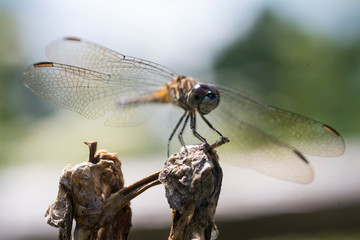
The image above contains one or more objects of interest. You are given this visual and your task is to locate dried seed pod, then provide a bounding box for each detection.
[45,141,132,240]
[160,140,227,240]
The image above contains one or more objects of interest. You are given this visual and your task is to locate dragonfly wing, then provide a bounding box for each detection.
[23,38,179,127]
[201,105,314,184]
[215,86,345,157]
[195,85,345,183]
[45,37,178,80]
[22,62,165,126]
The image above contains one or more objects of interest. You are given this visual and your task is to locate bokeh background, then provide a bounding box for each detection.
[0,0,359,239]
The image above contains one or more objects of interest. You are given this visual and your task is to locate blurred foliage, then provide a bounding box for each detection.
[214,9,360,135]
[0,10,23,165]
[0,9,53,121]
[0,11,21,121]
[0,10,43,165]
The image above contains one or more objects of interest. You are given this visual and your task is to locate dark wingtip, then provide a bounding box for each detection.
[33,62,54,68]
[64,37,81,42]
[323,124,341,137]
[293,149,309,164]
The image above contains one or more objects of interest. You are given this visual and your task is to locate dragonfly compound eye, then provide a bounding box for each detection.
[188,84,220,115]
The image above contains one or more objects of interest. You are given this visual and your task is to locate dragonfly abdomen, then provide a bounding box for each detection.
[118,84,171,107]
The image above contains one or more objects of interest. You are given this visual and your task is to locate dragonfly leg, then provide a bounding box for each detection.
[178,113,190,153]
[199,114,225,139]
[168,111,188,157]
[190,112,207,143]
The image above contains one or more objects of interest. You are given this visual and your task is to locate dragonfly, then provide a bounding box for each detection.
[22,37,345,184]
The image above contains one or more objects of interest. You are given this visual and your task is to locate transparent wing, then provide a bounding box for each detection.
[45,37,178,79]
[206,111,314,184]
[214,86,345,157]
[22,62,171,127]
[190,85,345,183]
[22,37,178,127]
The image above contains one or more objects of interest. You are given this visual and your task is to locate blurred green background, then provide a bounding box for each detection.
[214,9,360,135]
[0,1,359,239]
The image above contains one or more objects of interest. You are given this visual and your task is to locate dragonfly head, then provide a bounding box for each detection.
[187,84,220,115]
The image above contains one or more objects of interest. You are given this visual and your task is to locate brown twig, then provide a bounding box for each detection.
[98,171,162,227]
[210,136,230,149]
[84,141,98,163]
